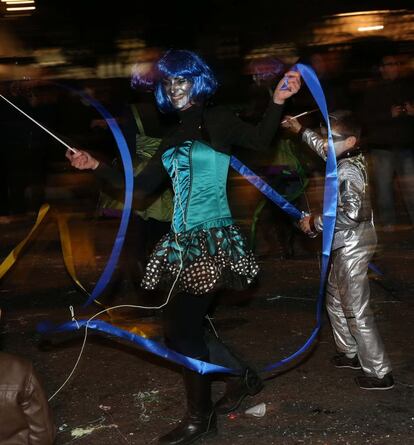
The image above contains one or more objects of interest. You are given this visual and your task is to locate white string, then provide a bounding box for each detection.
[48,153,188,400]
[48,283,183,401]
[69,305,80,329]
[47,306,89,401]
[0,94,77,153]
[206,315,219,339]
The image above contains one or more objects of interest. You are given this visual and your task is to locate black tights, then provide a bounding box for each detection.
[162,292,216,359]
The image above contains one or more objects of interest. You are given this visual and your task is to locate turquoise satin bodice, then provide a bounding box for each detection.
[162,140,234,233]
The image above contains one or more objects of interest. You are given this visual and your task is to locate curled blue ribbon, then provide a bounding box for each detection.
[296,63,337,326]
[40,65,338,376]
[263,63,337,371]
[56,86,134,308]
[80,93,133,307]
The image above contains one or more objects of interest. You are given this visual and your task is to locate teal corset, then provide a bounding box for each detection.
[162,140,234,233]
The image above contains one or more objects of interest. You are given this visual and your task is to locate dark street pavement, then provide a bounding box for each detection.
[1,169,414,445]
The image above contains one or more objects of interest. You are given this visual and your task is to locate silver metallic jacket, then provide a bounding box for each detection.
[302,129,374,250]
[302,129,391,378]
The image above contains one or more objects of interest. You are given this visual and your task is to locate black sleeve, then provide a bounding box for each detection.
[94,149,169,210]
[205,101,284,152]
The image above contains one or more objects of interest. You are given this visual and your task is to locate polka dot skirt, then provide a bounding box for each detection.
[141,225,259,295]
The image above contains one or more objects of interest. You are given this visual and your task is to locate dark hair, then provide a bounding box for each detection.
[329,110,361,141]
[154,49,218,113]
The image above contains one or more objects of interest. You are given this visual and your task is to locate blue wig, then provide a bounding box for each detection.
[154,49,218,113]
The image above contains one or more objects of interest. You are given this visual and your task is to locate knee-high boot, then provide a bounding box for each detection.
[204,330,263,415]
[158,365,217,445]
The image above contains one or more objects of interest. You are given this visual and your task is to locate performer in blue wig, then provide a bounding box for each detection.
[66,49,300,445]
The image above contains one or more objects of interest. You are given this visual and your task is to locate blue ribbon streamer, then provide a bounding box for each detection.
[231,65,337,367]
[57,86,134,308]
[41,68,338,376]
[230,156,303,220]
[83,103,133,307]
[38,319,232,375]
[263,63,337,371]
[296,63,337,323]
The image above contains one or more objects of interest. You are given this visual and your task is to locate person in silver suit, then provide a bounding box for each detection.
[283,110,393,390]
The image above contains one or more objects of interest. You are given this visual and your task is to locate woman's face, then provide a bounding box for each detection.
[163,76,193,110]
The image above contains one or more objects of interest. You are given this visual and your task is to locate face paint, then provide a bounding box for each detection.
[163,76,193,110]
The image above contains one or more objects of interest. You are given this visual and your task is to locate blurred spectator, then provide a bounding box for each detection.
[308,48,352,111]
[240,57,310,258]
[57,79,120,162]
[240,56,287,123]
[360,52,414,230]
[0,308,56,444]
[96,69,174,304]
[292,47,353,129]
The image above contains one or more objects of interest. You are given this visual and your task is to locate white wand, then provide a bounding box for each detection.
[281,108,319,124]
[0,94,78,153]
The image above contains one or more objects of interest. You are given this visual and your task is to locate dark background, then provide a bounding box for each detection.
[2,0,414,54]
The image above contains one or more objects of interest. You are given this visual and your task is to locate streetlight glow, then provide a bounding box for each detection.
[357,25,384,32]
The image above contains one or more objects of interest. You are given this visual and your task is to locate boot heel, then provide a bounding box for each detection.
[158,366,217,445]
[215,368,264,415]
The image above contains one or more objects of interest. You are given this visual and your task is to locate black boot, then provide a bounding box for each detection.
[158,367,217,445]
[214,366,263,414]
[204,330,263,415]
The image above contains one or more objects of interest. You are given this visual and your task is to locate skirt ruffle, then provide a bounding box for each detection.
[141,225,259,295]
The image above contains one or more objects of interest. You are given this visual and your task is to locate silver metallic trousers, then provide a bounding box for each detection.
[326,225,392,378]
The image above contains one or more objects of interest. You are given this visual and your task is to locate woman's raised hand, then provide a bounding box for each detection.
[273,70,301,105]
